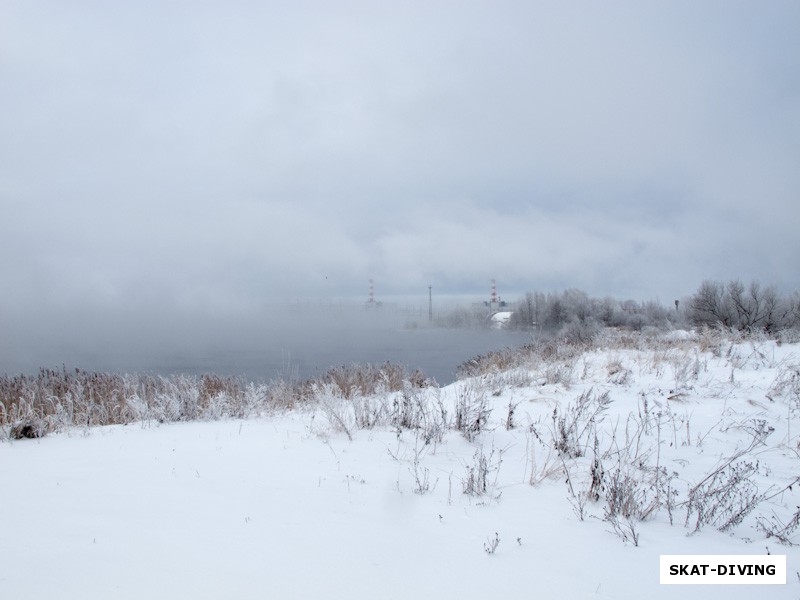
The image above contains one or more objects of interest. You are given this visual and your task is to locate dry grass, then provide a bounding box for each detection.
[456,337,591,379]
[1,362,429,438]
[318,362,417,399]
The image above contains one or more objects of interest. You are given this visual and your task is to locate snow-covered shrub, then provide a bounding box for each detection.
[543,362,574,387]
[483,532,500,555]
[603,465,659,522]
[756,508,800,545]
[409,443,432,495]
[399,386,449,447]
[316,387,355,441]
[607,514,641,547]
[684,419,774,532]
[688,279,797,333]
[456,345,538,378]
[462,445,502,497]
[685,459,764,532]
[777,327,800,344]
[318,362,409,399]
[552,389,611,459]
[350,392,389,429]
[606,356,630,385]
[560,318,601,344]
[526,424,560,485]
[265,378,310,411]
[124,393,151,425]
[504,398,519,430]
[768,362,800,404]
[454,382,490,442]
[669,351,701,394]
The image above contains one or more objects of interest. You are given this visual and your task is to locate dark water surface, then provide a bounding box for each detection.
[157,327,532,385]
[2,304,531,385]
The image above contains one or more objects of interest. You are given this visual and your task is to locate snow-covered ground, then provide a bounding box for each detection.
[1,333,798,599]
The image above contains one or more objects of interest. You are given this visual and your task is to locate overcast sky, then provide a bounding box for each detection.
[2,0,799,327]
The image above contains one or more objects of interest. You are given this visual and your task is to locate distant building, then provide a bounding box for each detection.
[483,299,508,310]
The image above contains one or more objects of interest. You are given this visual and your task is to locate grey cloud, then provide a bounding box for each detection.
[1,0,799,346]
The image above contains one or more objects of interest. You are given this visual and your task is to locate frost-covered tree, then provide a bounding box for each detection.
[689,279,798,333]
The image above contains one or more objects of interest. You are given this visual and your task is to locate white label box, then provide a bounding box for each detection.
[660,555,786,584]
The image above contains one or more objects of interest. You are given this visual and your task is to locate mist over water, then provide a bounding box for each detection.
[1,301,531,385]
[158,328,529,385]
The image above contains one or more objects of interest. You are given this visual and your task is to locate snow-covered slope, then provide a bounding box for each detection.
[1,334,798,599]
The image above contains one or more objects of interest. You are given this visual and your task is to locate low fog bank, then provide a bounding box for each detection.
[6,280,795,385]
[0,300,529,385]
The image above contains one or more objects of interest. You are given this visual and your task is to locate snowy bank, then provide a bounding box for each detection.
[1,332,798,599]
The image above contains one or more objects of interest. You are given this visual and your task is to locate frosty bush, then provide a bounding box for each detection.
[483,532,500,555]
[320,362,410,399]
[456,345,538,378]
[756,508,800,545]
[454,382,491,442]
[685,459,764,532]
[603,465,659,522]
[684,419,773,532]
[462,446,503,498]
[552,389,611,459]
[689,279,799,333]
